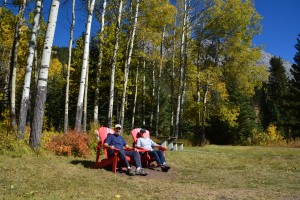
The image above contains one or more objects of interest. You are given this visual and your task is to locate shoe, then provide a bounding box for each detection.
[161,164,171,172]
[135,168,148,176]
[163,164,171,169]
[126,168,135,176]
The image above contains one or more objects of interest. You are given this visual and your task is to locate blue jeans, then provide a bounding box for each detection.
[148,150,166,167]
[109,149,142,168]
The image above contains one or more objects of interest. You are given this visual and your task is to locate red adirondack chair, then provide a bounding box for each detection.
[94,127,131,173]
[131,128,166,168]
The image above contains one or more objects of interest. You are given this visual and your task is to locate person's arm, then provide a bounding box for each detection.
[103,134,115,150]
[151,139,165,150]
[124,144,138,151]
[104,142,115,150]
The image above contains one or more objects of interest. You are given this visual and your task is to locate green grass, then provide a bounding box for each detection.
[0,145,299,199]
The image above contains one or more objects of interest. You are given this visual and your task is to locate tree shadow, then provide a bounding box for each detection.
[70,160,95,169]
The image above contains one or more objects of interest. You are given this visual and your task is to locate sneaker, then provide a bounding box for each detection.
[161,164,171,172]
[163,164,171,169]
[126,168,135,176]
[135,168,148,176]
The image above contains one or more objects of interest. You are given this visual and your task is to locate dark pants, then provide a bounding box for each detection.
[109,149,142,168]
[148,150,166,167]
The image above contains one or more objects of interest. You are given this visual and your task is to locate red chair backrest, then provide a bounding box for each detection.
[131,128,150,143]
[98,127,114,145]
[97,127,114,158]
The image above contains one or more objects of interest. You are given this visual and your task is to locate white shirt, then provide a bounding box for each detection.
[136,137,158,151]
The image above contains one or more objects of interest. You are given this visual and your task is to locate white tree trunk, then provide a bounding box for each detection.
[120,0,139,129]
[131,63,139,129]
[75,0,95,132]
[155,27,165,137]
[142,56,146,127]
[64,0,75,134]
[150,62,155,129]
[83,63,89,132]
[175,0,187,138]
[30,0,60,149]
[108,0,123,128]
[93,0,107,125]
[9,0,27,129]
[18,0,43,139]
[170,26,176,136]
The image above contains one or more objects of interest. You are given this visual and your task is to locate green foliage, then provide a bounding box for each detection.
[251,123,287,146]
[47,131,91,158]
[0,125,32,157]
[264,57,290,136]
[285,34,300,138]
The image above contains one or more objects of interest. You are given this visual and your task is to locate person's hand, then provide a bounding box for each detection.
[110,145,115,150]
[133,147,139,152]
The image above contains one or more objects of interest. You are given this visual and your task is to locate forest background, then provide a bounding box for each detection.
[0,0,300,150]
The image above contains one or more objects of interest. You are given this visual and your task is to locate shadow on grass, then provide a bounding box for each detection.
[70,160,117,173]
[70,160,95,169]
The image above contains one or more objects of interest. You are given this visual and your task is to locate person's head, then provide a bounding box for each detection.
[114,124,122,135]
[139,128,146,138]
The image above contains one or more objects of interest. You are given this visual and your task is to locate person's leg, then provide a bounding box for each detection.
[125,151,147,176]
[148,151,162,167]
[125,151,142,168]
[117,150,130,168]
[156,150,166,164]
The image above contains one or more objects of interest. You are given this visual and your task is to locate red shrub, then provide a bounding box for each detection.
[47,131,91,158]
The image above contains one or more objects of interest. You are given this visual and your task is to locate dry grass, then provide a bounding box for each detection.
[0,145,299,200]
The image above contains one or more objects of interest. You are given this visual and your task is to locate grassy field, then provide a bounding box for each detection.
[0,145,299,200]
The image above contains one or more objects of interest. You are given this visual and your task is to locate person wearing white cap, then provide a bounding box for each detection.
[104,124,148,176]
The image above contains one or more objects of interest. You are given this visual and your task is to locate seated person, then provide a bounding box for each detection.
[136,128,171,172]
[104,124,148,176]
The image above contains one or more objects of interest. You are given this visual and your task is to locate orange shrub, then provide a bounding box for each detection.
[47,131,91,158]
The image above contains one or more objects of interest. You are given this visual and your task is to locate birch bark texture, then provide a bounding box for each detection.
[64,0,75,134]
[108,0,123,128]
[9,0,27,128]
[120,0,140,129]
[175,0,187,138]
[30,0,60,149]
[93,0,107,125]
[155,27,165,137]
[18,0,43,139]
[75,0,95,132]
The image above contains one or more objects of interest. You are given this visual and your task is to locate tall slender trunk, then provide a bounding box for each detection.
[142,56,146,127]
[196,49,201,128]
[180,41,188,138]
[120,0,139,129]
[30,0,60,149]
[9,0,27,129]
[175,0,187,138]
[83,63,89,132]
[18,0,43,139]
[150,62,155,130]
[170,26,176,136]
[179,0,190,138]
[75,0,95,132]
[108,0,123,128]
[201,83,208,145]
[93,0,107,125]
[131,63,139,129]
[155,27,165,137]
[64,0,75,134]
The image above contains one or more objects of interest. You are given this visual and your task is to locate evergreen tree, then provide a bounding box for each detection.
[287,34,300,138]
[265,56,289,136]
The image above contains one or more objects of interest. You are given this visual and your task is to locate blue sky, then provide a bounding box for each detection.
[253,0,300,63]
[4,0,299,63]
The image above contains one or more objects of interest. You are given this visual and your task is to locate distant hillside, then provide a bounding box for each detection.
[258,51,293,78]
